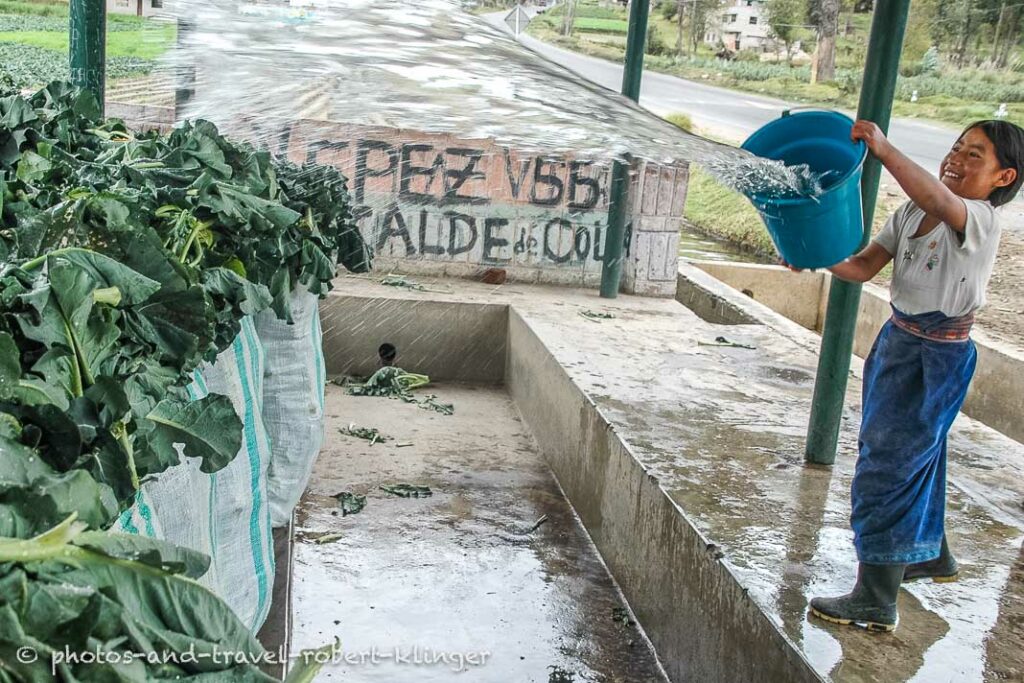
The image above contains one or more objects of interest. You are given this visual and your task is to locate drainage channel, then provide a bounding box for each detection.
[289,383,667,682]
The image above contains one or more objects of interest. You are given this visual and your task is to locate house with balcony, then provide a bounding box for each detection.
[106,0,164,16]
[704,0,774,53]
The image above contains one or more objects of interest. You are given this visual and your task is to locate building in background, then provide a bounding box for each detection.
[704,0,773,53]
[106,0,164,16]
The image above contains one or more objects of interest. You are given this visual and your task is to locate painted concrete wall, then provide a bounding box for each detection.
[234,118,687,297]
[687,260,1024,445]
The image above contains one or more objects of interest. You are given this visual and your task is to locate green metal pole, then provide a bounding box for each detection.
[600,0,651,299]
[70,0,106,115]
[804,0,911,465]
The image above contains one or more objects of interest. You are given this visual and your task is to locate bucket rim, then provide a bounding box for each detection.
[739,110,867,205]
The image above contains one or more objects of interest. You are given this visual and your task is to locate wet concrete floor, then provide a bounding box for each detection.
[325,276,1024,683]
[290,385,667,682]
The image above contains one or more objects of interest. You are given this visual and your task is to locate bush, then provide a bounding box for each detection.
[735,49,761,62]
[665,112,694,132]
[920,46,940,76]
[660,0,678,21]
[646,24,669,56]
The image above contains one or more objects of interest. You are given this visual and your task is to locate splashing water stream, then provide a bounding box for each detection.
[165,0,830,202]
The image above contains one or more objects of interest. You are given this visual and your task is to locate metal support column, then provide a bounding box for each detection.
[600,0,651,299]
[70,0,106,114]
[804,0,911,465]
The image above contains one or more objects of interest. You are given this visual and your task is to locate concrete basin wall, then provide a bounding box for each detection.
[319,296,508,382]
[504,309,822,683]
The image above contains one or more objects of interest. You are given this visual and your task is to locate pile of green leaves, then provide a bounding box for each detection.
[0,82,369,679]
[0,514,329,681]
[0,250,243,539]
[346,367,453,416]
[346,366,430,396]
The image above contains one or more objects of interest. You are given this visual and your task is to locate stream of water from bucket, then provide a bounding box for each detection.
[165,0,831,203]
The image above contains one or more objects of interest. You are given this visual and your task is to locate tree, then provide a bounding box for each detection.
[921,45,940,74]
[563,0,576,36]
[765,0,807,63]
[676,0,686,53]
[687,0,719,53]
[809,0,840,82]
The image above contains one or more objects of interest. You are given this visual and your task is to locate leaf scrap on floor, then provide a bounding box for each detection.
[311,533,344,545]
[612,607,636,627]
[379,274,453,293]
[698,335,756,350]
[332,491,367,517]
[339,424,390,445]
[528,515,548,533]
[579,309,615,322]
[347,367,454,415]
[380,484,433,498]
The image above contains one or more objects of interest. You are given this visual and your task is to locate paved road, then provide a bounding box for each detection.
[484,10,1024,227]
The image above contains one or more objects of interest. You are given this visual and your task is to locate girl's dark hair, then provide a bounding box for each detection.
[962,119,1024,207]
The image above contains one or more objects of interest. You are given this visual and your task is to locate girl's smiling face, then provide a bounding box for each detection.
[940,127,1017,200]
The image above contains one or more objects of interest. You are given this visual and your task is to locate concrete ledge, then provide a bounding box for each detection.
[685,259,1024,445]
[506,309,822,683]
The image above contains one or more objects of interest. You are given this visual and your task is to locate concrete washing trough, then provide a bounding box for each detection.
[264,272,1024,682]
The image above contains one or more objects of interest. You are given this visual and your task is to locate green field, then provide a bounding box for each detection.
[0,1,173,88]
[0,24,175,60]
[574,17,628,34]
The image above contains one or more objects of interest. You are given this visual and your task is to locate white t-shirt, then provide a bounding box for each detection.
[873,199,1002,318]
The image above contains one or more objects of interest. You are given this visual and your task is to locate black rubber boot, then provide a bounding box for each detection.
[809,563,904,632]
[903,535,959,583]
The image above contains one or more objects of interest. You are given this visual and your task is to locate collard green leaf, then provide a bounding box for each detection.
[0,331,18,399]
[0,436,118,537]
[145,394,241,474]
[74,530,211,580]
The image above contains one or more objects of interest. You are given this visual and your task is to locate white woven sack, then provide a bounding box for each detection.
[198,315,276,633]
[255,287,326,528]
[114,369,219,593]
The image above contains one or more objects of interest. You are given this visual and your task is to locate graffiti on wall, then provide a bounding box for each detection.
[286,128,619,269]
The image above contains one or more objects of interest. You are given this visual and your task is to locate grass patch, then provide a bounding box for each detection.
[574,17,628,34]
[664,112,693,132]
[0,0,66,17]
[0,23,174,59]
[684,167,775,258]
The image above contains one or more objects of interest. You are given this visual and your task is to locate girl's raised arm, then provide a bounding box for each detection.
[851,121,968,231]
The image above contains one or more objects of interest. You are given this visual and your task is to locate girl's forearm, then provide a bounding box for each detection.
[827,242,893,283]
[829,258,871,283]
[876,145,967,229]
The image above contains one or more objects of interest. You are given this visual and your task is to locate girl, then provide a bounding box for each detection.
[808,119,1024,632]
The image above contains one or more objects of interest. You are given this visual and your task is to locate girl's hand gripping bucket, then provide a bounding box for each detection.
[740,110,868,269]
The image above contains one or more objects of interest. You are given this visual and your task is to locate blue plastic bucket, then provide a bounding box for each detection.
[740,110,867,269]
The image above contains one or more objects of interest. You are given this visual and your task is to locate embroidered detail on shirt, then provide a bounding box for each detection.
[903,248,914,262]
[926,254,939,271]
[928,240,938,250]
